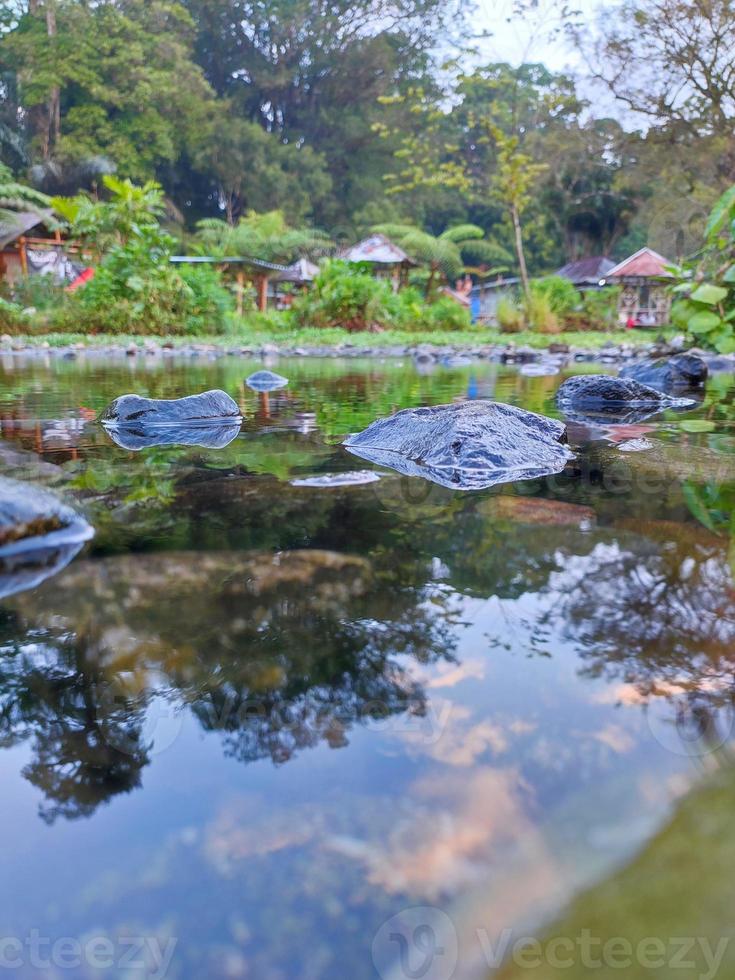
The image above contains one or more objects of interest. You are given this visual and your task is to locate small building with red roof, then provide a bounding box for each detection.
[606,246,673,326]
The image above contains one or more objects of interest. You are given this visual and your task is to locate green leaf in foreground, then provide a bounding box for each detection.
[679,419,716,433]
[690,283,728,305]
[687,309,722,333]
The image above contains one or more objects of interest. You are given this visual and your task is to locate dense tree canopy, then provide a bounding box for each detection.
[0,0,733,274]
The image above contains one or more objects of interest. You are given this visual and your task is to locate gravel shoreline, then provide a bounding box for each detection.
[2,335,734,370]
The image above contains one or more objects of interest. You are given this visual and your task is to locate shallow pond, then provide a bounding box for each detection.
[0,352,733,979]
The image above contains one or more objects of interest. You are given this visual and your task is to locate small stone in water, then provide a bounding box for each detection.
[246,370,289,392]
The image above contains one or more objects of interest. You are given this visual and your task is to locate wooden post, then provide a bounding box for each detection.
[257,274,269,312]
[236,269,245,317]
[19,237,28,276]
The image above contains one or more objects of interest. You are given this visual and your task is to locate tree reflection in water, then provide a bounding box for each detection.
[0,544,458,818]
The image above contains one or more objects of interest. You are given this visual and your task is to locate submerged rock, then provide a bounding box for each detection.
[619,353,708,391]
[246,370,289,392]
[291,470,381,488]
[343,400,573,490]
[0,477,94,598]
[101,389,240,428]
[556,375,695,424]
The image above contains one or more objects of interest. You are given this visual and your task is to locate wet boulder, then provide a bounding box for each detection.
[0,477,94,598]
[246,370,289,392]
[100,389,240,427]
[619,353,708,391]
[556,375,694,424]
[343,400,573,490]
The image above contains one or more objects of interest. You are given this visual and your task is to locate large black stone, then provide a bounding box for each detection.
[556,374,695,423]
[0,477,94,598]
[619,353,708,391]
[101,389,240,427]
[343,400,573,490]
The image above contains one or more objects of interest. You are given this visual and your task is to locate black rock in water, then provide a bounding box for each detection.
[556,374,695,424]
[343,400,573,490]
[619,353,708,391]
[0,477,94,598]
[100,389,240,427]
[246,370,289,392]
[103,420,242,451]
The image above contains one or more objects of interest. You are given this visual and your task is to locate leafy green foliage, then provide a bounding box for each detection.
[196,211,332,264]
[50,177,232,334]
[289,260,471,331]
[671,184,735,353]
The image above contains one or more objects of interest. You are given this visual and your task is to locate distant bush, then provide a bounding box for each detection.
[290,260,471,332]
[0,297,30,335]
[525,290,561,333]
[496,297,524,332]
[580,286,621,330]
[529,275,580,317]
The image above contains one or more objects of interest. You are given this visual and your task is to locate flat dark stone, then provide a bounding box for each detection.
[343,400,573,490]
[100,389,240,427]
[619,353,708,391]
[246,370,289,392]
[556,375,695,424]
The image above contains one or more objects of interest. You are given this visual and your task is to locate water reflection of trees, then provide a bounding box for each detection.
[0,612,149,823]
[2,460,734,819]
[1,542,457,818]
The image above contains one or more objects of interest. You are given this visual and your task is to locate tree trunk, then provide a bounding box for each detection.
[425,262,437,298]
[512,202,530,299]
[46,1,60,155]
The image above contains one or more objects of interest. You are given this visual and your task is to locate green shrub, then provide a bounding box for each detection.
[0,297,30,335]
[580,286,621,330]
[291,260,396,331]
[51,226,233,335]
[496,297,524,333]
[529,275,580,316]
[525,290,560,333]
[423,294,472,330]
[671,185,735,353]
[289,260,470,332]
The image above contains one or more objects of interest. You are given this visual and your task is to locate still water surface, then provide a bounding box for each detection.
[0,353,732,979]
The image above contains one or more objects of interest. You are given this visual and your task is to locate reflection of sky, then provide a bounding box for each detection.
[0,357,731,979]
[0,579,698,979]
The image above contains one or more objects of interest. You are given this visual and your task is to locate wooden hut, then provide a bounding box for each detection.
[170,255,289,313]
[338,234,415,289]
[0,210,59,285]
[556,256,615,291]
[606,247,673,326]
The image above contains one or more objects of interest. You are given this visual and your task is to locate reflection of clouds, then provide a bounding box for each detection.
[203,795,319,876]
[401,702,509,766]
[426,658,485,689]
[328,767,534,900]
[590,723,635,754]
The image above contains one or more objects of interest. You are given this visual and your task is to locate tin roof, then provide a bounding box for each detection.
[338,234,415,266]
[557,255,615,285]
[170,255,288,272]
[607,247,673,279]
[274,257,320,283]
[0,210,54,250]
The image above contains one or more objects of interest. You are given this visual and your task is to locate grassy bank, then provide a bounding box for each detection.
[5,326,673,351]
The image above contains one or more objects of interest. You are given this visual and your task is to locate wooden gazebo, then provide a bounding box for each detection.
[170,254,289,313]
[606,247,674,326]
